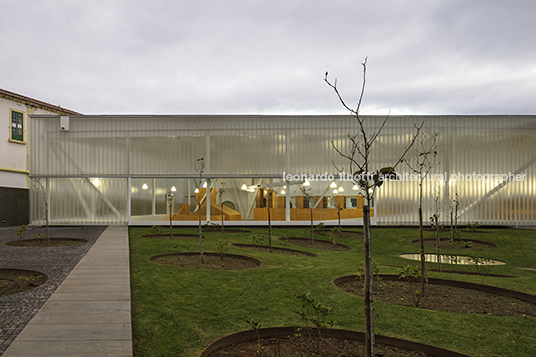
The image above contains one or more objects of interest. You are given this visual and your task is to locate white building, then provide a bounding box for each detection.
[28,114,536,227]
[0,89,79,227]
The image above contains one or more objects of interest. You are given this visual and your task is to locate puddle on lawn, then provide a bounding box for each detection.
[399,253,506,266]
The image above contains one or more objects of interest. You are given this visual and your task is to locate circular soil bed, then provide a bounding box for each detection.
[141,233,200,239]
[5,238,88,247]
[281,237,350,251]
[201,327,468,357]
[411,238,496,250]
[0,268,48,298]
[149,252,261,270]
[335,274,536,316]
[232,243,317,257]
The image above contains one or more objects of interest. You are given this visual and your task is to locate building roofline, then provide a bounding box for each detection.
[0,88,81,115]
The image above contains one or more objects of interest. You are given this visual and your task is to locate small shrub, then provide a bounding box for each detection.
[461,240,473,248]
[150,225,163,237]
[216,239,229,260]
[468,221,480,233]
[314,223,325,235]
[397,265,424,307]
[17,225,27,241]
[252,234,265,246]
[294,292,333,353]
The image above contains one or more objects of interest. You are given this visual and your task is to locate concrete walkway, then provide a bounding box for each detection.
[2,226,132,357]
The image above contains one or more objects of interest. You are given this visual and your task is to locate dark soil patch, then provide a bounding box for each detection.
[381,265,517,278]
[336,275,536,316]
[232,243,317,257]
[0,269,48,298]
[5,238,88,247]
[203,327,468,357]
[149,252,261,270]
[411,238,496,250]
[141,233,200,239]
[281,237,350,251]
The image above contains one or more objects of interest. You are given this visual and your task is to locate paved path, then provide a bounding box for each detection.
[2,226,132,357]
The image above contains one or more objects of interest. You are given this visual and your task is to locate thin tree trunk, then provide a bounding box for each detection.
[450,211,453,242]
[419,207,425,293]
[169,203,173,239]
[221,202,224,232]
[363,205,374,357]
[310,208,314,245]
[199,199,204,263]
[45,204,49,246]
[268,205,272,253]
[435,216,442,272]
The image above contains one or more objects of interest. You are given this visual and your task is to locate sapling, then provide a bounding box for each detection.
[217,182,226,232]
[299,185,315,245]
[17,225,27,241]
[325,58,422,357]
[195,158,205,263]
[216,239,229,260]
[397,265,424,307]
[294,292,333,353]
[314,223,325,236]
[246,319,265,356]
[430,183,443,272]
[405,132,439,296]
[266,189,273,253]
[33,178,50,245]
[151,225,163,237]
[167,191,174,239]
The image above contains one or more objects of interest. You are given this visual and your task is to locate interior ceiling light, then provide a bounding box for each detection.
[330,182,337,188]
[352,185,359,190]
[171,186,176,192]
[247,188,255,192]
[142,183,148,190]
[280,189,286,195]
[303,180,310,186]
[195,188,199,193]
[338,186,344,192]
[333,189,338,194]
[241,184,248,190]
[203,182,207,188]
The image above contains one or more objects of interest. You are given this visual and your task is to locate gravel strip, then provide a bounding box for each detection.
[0,226,107,355]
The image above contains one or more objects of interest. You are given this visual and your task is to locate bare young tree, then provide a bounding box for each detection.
[266,189,273,253]
[167,191,174,239]
[299,185,315,245]
[195,158,205,263]
[405,132,439,294]
[33,178,50,245]
[218,182,226,232]
[325,58,422,357]
[430,183,443,272]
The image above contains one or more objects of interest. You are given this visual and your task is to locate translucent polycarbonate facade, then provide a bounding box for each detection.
[29,114,536,226]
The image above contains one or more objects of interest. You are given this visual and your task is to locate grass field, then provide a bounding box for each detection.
[129,226,536,356]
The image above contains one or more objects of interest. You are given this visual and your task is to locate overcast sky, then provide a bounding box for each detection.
[2,0,536,115]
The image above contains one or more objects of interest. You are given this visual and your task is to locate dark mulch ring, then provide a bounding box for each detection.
[411,238,496,250]
[5,238,88,247]
[141,233,200,239]
[232,243,317,257]
[336,275,536,316]
[281,237,350,251]
[204,327,467,357]
[149,252,261,270]
[0,269,48,298]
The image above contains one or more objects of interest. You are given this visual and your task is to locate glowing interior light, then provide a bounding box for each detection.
[303,180,310,186]
[247,188,255,192]
[203,182,207,188]
[330,182,337,188]
[91,178,100,187]
[171,186,176,192]
[194,188,199,193]
[142,183,148,190]
[338,186,344,192]
[333,189,338,194]
[280,189,286,195]
[352,185,359,190]
[241,184,248,190]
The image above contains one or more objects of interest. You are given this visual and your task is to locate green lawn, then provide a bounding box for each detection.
[129,226,536,356]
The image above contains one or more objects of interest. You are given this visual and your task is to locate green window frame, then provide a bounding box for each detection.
[10,110,24,142]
